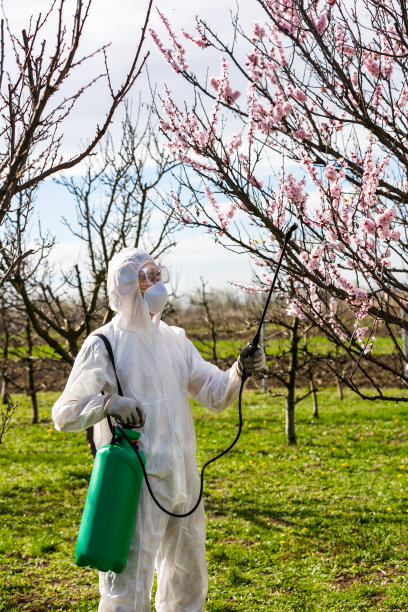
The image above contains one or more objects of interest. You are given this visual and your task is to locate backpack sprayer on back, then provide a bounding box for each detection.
[75,224,297,573]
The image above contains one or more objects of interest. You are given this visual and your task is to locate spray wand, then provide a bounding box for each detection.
[241,222,297,382]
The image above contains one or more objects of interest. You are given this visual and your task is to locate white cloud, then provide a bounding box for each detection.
[165,228,253,295]
[48,240,86,272]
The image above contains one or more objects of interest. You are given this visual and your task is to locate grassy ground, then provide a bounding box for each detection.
[1,388,408,611]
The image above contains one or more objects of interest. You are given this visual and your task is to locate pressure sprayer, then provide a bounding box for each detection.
[75,223,297,573]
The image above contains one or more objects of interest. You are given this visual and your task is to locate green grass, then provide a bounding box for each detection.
[2,389,408,610]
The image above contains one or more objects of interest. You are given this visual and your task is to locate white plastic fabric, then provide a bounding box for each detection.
[52,247,242,612]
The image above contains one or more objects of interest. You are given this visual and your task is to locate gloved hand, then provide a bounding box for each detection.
[104,394,146,427]
[237,344,266,376]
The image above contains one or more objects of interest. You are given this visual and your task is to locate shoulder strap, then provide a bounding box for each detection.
[93,333,123,397]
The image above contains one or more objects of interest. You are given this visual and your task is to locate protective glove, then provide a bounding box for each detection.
[104,393,146,427]
[237,344,266,375]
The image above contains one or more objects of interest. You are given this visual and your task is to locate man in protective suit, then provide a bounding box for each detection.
[52,248,266,612]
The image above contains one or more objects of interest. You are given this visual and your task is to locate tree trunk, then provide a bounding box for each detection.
[1,377,8,405]
[86,427,96,457]
[337,376,344,400]
[25,322,39,425]
[261,322,267,393]
[30,390,39,424]
[201,280,218,366]
[1,317,10,405]
[285,396,296,446]
[310,374,319,418]
[286,317,298,445]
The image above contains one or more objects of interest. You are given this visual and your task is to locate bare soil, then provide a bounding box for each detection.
[4,352,404,394]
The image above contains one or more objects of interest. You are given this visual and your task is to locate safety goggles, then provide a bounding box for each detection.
[138,264,169,286]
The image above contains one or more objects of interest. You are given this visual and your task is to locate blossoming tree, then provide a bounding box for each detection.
[150,0,408,401]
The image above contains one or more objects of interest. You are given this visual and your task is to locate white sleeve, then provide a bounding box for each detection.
[52,337,117,433]
[186,337,242,413]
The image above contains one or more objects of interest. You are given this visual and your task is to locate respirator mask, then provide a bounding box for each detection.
[144,283,168,314]
[139,263,169,314]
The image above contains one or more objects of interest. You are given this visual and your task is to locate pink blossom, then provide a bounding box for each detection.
[267,0,299,35]
[210,77,220,91]
[375,208,396,227]
[364,56,380,79]
[375,208,396,240]
[293,128,309,139]
[326,296,348,342]
[315,13,328,36]
[150,11,189,73]
[360,217,376,235]
[226,133,242,157]
[268,198,276,218]
[182,17,210,49]
[335,24,344,44]
[283,174,308,211]
[286,299,304,319]
[360,140,389,213]
[355,326,368,343]
[270,26,287,66]
[378,227,391,240]
[183,30,209,48]
[325,165,338,182]
[253,22,266,39]
[226,203,237,219]
[307,245,324,271]
[350,151,363,165]
[231,282,267,294]
[159,120,170,131]
[310,283,323,314]
[170,190,182,215]
[343,45,355,57]
[329,298,338,316]
[335,24,354,57]
[363,338,375,355]
[170,190,192,225]
[292,88,307,103]
[204,185,218,208]
[249,175,264,189]
[150,28,185,74]
[209,59,241,106]
[382,61,393,78]
[353,288,368,303]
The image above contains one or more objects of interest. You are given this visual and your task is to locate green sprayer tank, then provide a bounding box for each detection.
[75,427,146,573]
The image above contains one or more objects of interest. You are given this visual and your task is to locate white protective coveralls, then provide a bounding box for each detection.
[52,248,242,612]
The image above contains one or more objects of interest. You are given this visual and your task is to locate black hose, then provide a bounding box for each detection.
[115,374,246,518]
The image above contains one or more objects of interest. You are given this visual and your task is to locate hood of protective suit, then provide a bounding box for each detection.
[107,248,162,331]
